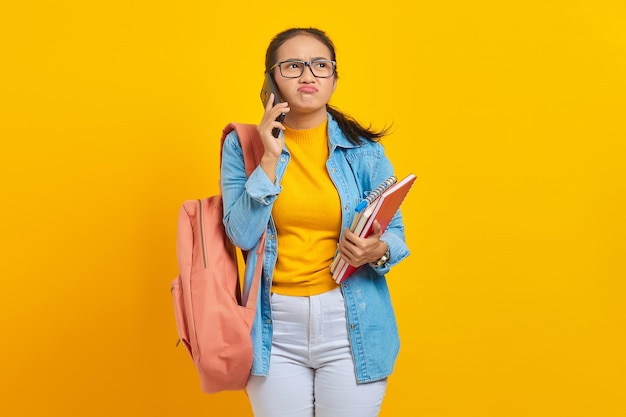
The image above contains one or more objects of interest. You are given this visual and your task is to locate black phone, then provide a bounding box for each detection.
[260,73,286,138]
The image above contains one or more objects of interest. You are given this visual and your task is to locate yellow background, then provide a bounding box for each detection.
[1,0,625,416]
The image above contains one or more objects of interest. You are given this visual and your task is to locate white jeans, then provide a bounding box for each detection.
[246,287,387,417]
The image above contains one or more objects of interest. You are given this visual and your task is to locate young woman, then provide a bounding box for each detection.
[221,27,410,417]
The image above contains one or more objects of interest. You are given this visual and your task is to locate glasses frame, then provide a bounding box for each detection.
[270,59,337,79]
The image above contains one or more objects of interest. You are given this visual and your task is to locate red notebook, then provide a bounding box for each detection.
[331,173,417,283]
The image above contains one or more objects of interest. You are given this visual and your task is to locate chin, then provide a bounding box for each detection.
[294,106,327,116]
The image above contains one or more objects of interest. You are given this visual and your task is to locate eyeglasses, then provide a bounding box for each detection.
[270,59,337,78]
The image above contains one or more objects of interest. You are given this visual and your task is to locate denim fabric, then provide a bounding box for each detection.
[221,114,410,383]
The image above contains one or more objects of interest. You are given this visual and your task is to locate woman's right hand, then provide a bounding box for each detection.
[257,93,289,181]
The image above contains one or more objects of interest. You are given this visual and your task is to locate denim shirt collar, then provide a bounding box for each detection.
[326,112,361,150]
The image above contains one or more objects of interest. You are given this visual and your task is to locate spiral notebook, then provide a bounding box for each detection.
[330,173,417,283]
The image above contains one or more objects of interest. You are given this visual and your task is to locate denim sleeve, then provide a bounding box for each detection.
[367,144,411,275]
[370,211,409,275]
[221,131,281,250]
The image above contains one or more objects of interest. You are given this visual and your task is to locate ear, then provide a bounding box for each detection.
[332,77,337,92]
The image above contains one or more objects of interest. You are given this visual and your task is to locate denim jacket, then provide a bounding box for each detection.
[221,114,410,383]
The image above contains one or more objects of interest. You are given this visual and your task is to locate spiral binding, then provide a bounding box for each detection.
[356,175,397,212]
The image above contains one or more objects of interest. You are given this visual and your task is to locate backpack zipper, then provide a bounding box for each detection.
[197,199,207,268]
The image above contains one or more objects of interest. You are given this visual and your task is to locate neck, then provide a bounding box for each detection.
[283,107,327,130]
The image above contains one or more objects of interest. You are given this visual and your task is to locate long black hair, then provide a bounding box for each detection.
[265,28,390,145]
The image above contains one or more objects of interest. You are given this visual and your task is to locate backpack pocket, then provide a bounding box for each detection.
[171,276,193,359]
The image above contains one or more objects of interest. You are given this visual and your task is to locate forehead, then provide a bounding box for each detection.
[276,35,332,61]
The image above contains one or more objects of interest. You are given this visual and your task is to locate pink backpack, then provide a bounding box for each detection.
[171,122,265,394]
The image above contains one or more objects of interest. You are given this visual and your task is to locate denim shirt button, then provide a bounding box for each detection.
[269,234,275,240]
[266,318,272,324]
[280,157,286,162]
[350,323,356,329]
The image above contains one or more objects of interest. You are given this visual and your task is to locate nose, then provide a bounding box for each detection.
[300,62,316,81]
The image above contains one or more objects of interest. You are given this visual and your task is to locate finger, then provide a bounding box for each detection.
[265,96,289,115]
[274,102,290,117]
[337,238,356,259]
[342,227,362,245]
[370,220,383,239]
[338,248,357,266]
[339,241,357,258]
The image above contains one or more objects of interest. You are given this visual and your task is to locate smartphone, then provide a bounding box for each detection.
[260,73,286,138]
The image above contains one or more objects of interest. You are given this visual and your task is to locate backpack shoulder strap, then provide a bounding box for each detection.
[221,122,263,177]
[219,122,266,309]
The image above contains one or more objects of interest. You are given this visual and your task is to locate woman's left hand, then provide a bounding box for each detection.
[336,221,388,267]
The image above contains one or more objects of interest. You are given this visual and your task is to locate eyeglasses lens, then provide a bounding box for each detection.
[279,61,335,78]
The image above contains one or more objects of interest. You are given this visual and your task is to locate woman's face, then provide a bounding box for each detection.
[273,34,337,120]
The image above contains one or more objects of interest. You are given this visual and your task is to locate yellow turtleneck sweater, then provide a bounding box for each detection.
[271,119,342,296]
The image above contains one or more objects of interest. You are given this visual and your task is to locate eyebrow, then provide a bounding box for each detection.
[280,56,331,62]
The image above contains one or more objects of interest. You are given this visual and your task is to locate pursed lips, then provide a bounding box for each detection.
[298,86,318,94]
